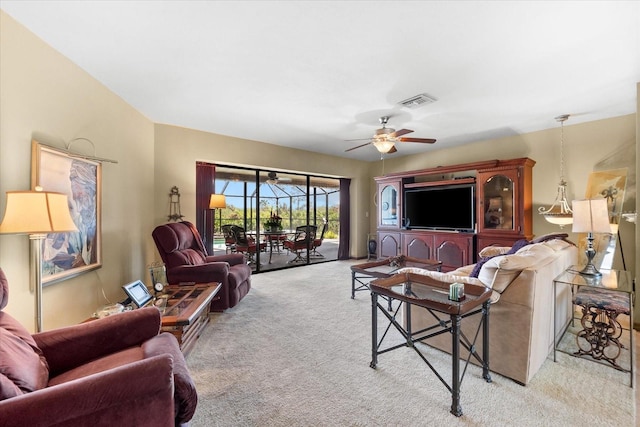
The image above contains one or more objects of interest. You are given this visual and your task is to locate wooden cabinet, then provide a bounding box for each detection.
[402,232,434,260]
[476,158,534,252]
[378,231,401,258]
[402,231,473,271]
[433,233,474,272]
[375,178,403,229]
[373,157,535,265]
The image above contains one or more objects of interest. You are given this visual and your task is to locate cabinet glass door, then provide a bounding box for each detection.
[380,185,398,227]
[482,174,514,231]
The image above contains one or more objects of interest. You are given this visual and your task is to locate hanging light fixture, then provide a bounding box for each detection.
[372,138,395,154]
[538,114,573,227]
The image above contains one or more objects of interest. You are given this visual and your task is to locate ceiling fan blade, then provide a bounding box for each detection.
[344,138,374,142]
[390,129,413,138]
[397,137,437,144]
[345,141,373,152]
[387,145,398,154]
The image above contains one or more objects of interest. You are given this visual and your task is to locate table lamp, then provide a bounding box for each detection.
[0,187,78,332]
[571,198,611,277]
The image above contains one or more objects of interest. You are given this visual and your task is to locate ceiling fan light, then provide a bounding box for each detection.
[373,139,395,153]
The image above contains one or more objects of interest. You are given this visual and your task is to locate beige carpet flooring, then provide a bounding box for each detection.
[186,261,637,426]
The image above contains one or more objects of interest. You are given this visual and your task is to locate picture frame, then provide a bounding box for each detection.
[578,168,628,270]
[31,140,102,285]
[149,263,168,287]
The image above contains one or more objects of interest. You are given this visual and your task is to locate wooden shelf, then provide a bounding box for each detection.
[404,178,475,189]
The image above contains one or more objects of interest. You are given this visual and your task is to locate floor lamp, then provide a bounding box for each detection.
[572,198,611,277]
[0,188,77,332]
[208,194,226,253]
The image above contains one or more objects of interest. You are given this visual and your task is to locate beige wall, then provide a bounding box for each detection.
[374,114,636,270]
[1,11,637,331]
[0,12,155,330]
[152,123,371,260]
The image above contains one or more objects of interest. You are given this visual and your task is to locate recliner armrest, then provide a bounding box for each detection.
[204,253,246,266]
[167,262,230,284]
[0,354,175,427]
[33,307,161,376]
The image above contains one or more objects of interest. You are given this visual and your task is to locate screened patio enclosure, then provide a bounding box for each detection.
[199,164,342,272]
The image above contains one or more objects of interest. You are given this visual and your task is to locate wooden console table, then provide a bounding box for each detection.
[159,282,221,355]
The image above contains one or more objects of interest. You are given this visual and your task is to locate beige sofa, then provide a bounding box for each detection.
[399,236,577,385]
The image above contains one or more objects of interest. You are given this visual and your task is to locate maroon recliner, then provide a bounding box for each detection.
[152,221,251,311]
[0,268,197,427]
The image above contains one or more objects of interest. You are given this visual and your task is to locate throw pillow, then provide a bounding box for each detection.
[478,243,555,293]
[478,246,511,258]
[470,239,531,278]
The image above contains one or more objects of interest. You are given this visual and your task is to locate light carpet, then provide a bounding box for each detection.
[186,261,636,426]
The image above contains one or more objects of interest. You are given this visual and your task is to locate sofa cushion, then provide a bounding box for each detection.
[0,312,50,400]
[478,246,511,258]
[478,243,555,293]
[541,238,573,252]
[47,346,143,387]
[470,239,531,278]
[450,264,475,276]
[531,232,569,243]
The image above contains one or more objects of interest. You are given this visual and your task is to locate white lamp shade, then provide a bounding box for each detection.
[571,199,611,234]
[0,190,78,234]
[209,194,226,209]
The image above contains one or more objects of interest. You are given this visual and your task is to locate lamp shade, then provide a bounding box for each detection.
[0,190,78,234]
[571,199,610,234]
[209,194,226,209]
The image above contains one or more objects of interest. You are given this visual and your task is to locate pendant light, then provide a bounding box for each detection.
[538,114,573,227]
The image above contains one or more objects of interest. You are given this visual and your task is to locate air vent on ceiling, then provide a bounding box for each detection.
[398,93,437,109]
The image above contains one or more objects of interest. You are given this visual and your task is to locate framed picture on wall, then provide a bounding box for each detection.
[578,168,628,270]
[31,140,102,285]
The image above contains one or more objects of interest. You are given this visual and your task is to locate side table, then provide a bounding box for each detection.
[553,266,635,387]
[350,255,441,310]
[369,272,492,417]
[159,282,221,355]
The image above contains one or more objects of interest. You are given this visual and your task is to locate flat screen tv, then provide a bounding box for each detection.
[403,184,475,232]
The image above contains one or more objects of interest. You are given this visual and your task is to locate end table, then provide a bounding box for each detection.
[553,266,635,387]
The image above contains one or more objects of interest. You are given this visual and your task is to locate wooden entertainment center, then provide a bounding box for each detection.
[374,157,535,271]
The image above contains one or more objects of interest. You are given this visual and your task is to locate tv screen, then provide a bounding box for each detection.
[403,184,475,231]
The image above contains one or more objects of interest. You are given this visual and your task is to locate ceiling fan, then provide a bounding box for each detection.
[345,116,436,154]
[266,171,292,185]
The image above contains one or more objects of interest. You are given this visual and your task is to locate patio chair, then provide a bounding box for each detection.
[310,221,328,258]
[221,224,236,253]
[283,225,317,263]
[232,225,266,264]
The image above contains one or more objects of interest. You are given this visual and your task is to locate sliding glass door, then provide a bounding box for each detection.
[200,164,340,272]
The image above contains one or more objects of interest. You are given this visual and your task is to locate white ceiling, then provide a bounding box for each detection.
[2,1,639,162]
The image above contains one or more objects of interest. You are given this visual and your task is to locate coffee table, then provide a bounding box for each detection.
[158,282,221,355]
[350,256,441,310]
[369,272,492,417]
